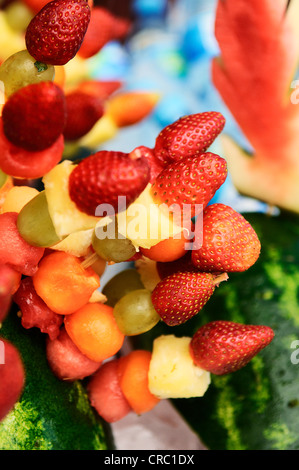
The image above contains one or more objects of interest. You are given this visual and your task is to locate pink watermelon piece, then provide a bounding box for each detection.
[212,0,299,211]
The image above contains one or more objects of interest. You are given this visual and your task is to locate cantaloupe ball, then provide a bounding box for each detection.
[1,186,39,213]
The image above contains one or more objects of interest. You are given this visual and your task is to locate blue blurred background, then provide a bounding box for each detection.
[88,0,267,216]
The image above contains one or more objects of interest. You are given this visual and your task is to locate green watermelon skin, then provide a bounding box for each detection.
[0,309,114,450]
[134,212,299,450]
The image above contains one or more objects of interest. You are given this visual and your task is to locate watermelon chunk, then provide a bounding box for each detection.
[212,0,299,212]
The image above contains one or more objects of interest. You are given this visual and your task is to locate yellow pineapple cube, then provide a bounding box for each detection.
[51,228,94,257]
[117,184,184,250]
[148,335,211,399]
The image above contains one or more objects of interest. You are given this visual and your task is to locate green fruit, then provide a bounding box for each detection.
[92,220,136,263]
[0,308,114,450]
[102,269,144,307]
[113,289,160,336]
[17,191,61,248]
[0,50,55,98]
[134,212,299,450]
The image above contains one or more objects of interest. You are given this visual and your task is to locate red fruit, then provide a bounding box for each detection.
[25,0,91,66]
[0,264,17,324]
[0,212,44,276]
[154,112,226,166]
[156,251,199,280]
[79,79,122,100]
[0,339,25,422]
[87,359,132,423]
[63,90,104,141]
[189,320,275,375]
[2,82,66,152]
[69,150,151,216]
[13,277,63,340]
[151,152,227,219]
[129,146,163,183]
[0,118,64,179]
[192,204,261,272]
[151,271,228,326]
[78,7,131,59]
[46,327,101,381]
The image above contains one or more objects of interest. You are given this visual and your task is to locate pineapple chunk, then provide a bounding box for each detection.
[43,160,100,238]
[51,228,94,257]
[135,256,161,292]
[148,335,211,399]
[117,184,184,250]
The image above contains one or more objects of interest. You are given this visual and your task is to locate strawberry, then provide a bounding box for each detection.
[151,271,228,326]
[68,150,151,216]
[191,204,261,272]
[2,81,66,152]
[25,0,91,66]
[129,146,163,183]
[78,6,131,59]
[156,251,199,280]
[150,152,227,220]
[154,112,226,166]
[63,90,104,141]
[189,320,275,375]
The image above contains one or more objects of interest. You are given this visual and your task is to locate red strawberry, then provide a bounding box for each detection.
[151,271,228,326]
[150,153,227,220]
[69,150,151,216]
[63,90,104,141]
[25,0,91,66]
[154,112,226,166]
[78,7,131,59]
[129,146,163,183]
[156,251,199,280]
[2,81,66,152]
[189,320,274,375]
[192,204,261,272]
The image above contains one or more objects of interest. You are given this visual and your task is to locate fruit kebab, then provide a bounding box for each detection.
[0,0,275,449]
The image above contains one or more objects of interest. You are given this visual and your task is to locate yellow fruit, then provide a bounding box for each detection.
[51,228,94,257]
[78,114,118,149]
[117,184,184,250]
[0,12,26,62]
[4,1,33,32]
[43,160,100,239]
[148,335,211,399]
[1,186,39,214]
[135,257,161,292]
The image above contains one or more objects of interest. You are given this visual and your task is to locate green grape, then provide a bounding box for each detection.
[0,169,7,189]
[102,269,144,307]
[0,50,55,98]
[92,218,136,263]
[17,191,61,248]
[113,289,160,336]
